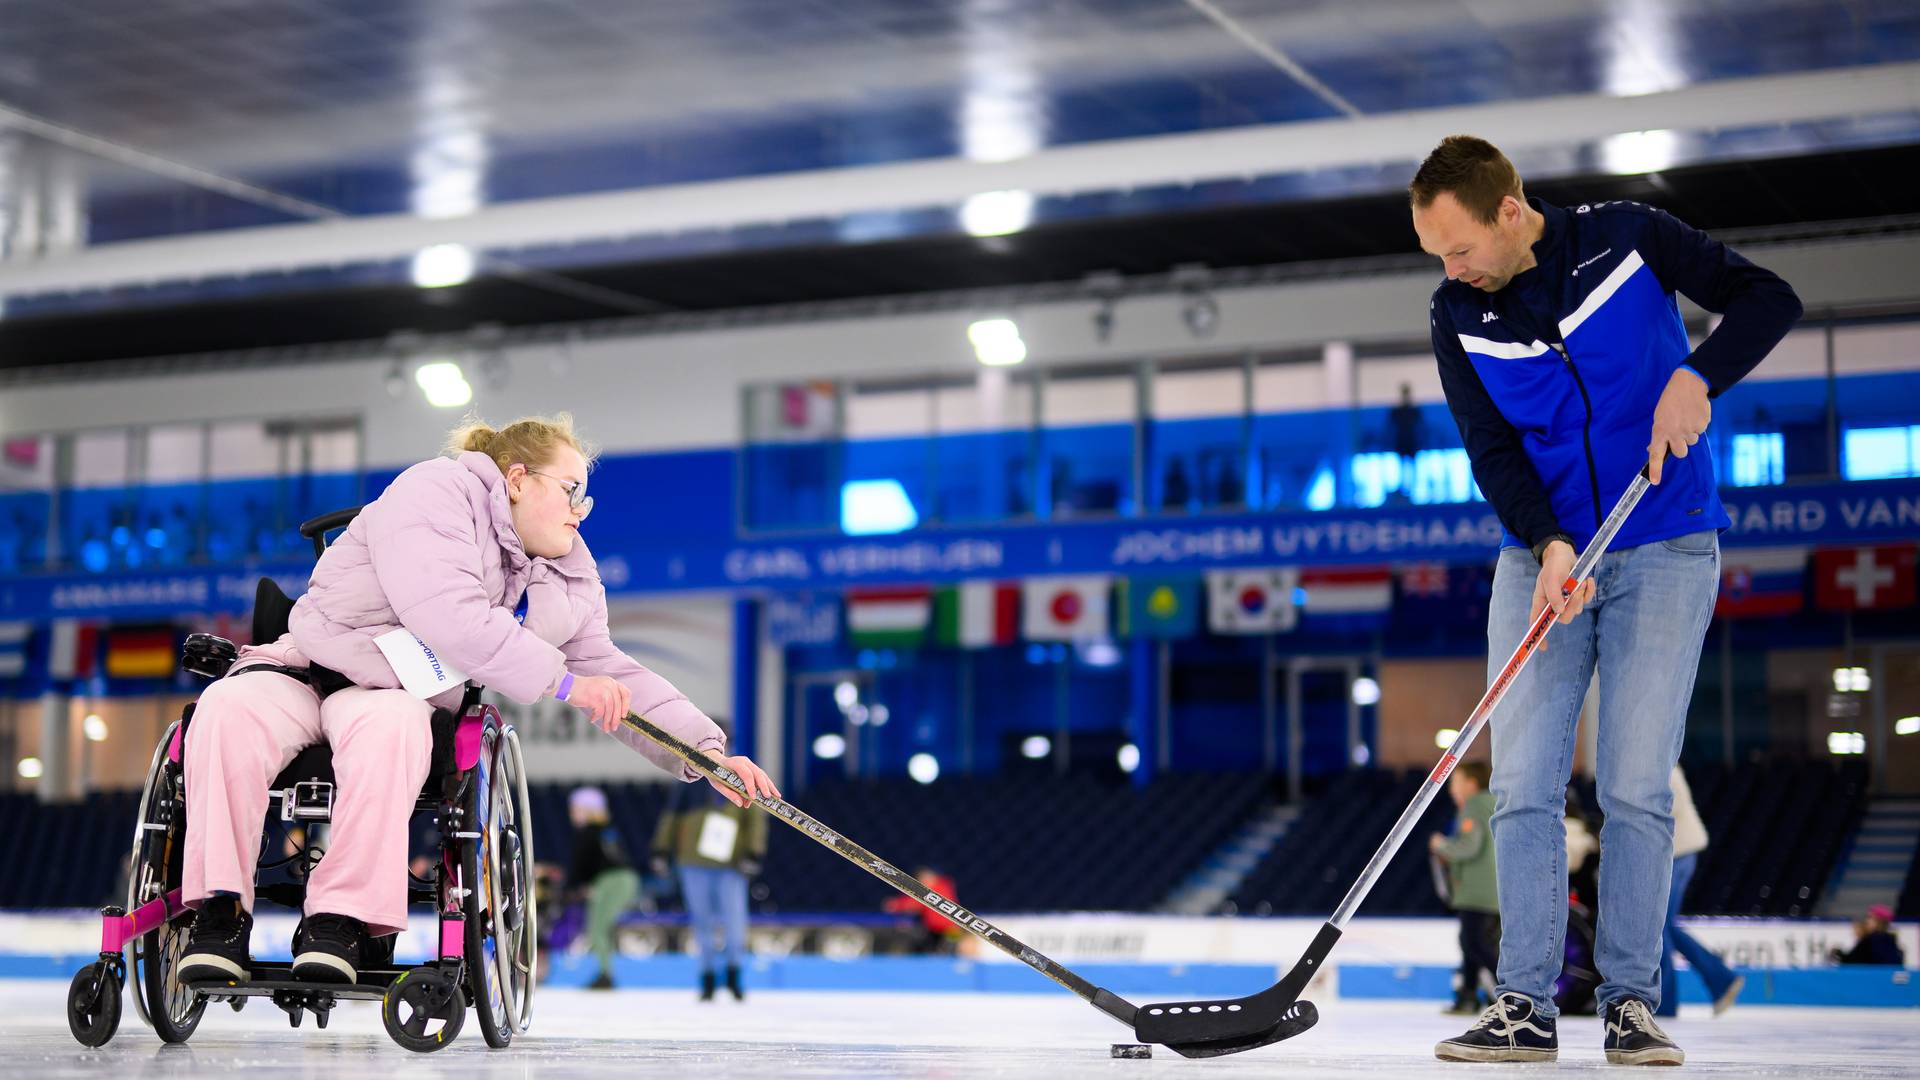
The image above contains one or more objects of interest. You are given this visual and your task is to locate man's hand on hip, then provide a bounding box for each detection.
[1531,540,1593,650]
[1648,367,1711,485]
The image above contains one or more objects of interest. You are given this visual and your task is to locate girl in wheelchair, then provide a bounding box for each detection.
[178,414,777,985]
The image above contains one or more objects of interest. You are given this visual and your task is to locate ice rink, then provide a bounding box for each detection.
[4,980,1916,1079]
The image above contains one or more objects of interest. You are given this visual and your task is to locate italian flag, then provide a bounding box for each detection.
[933,581,1020,648]
[844,587,932,648]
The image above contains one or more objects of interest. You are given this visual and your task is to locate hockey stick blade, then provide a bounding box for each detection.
[1164,1001,1319,1059]
[1134,922,1338,1045]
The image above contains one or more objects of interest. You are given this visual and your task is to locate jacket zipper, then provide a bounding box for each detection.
[1551,341,1604,531]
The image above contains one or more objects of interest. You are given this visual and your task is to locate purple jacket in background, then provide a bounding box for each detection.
[241,451,724,781]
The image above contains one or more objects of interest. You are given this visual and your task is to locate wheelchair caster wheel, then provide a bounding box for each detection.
[383,968,465,1053]
[67,963,123,1047]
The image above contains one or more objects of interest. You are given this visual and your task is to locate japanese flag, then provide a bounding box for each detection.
[1023,576,1111,641]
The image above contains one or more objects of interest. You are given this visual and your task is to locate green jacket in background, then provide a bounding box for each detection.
[650,788,768,873]
[1438,789,1498,914]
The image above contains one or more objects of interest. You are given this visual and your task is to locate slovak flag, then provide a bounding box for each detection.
[1814,545,1918,611]
[1206,569,1300,634]
[1716,547,1807,618]
[1022,576,1111,641]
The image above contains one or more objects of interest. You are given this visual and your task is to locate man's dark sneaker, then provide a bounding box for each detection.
[587,970,614,990]
[724,964,745,1001]
[698,970,717,1002]
[292,913,372,984]
[1434,991,1559,1063]
[178,896,253,983]
[1603,998,1685,1066]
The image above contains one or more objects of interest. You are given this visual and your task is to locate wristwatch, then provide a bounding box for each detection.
[1531,533,1575,564]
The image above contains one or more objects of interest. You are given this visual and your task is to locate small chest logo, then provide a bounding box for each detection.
[1481,311,1499,323]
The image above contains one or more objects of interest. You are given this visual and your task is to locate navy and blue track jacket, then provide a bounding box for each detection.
[1431,197,1802,555]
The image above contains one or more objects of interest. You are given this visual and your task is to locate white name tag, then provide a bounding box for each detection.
[695,811,740,863]
[373,628,468,700]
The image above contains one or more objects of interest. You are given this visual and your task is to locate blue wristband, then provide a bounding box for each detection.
[555,671,575,702]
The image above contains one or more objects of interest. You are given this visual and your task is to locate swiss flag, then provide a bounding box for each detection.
[1814,545,1917,611]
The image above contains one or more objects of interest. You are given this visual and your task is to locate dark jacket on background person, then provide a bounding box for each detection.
[1431,197,1801,553]
[568,820,633,889]
[651,780,767,873]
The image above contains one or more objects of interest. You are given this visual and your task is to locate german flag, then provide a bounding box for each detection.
[105,625,176,679]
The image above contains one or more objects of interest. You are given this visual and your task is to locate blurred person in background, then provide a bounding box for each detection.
[1831,905,1905,966]
[1430,761,1500,1015]
[884,866,962,955]
[652,753,766,1002]
[1659,765,1743,1017]
[569,785,640,990]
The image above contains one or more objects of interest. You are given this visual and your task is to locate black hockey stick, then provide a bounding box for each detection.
[619,711,1140,1033]
[1132,465,1654,1056]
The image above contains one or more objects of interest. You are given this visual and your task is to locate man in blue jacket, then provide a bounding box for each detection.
[1410,136,1800,1067]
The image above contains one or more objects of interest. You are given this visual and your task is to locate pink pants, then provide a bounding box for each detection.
[182,671,433,935]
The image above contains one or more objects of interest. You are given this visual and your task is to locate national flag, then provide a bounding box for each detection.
[1300,567,1394,615]
[1395,560,1495,631]
[933,581,1020,648]
[105,625,177,679]
[1716,547,1807,618]
[1814,545,1918,611]
[1118,576,1199,640]
[844,587,932,648]
[47,619,99,680]
[1023,576,1111,641]
[0,622,28,679]
[1206,569,1299,634]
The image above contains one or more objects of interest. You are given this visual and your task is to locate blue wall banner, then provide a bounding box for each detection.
[2,478,1917,617]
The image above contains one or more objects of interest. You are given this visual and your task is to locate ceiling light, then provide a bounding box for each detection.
[411,243,475,288]
[908,753,941,784]
[968,317,1026,367]
[813,733,847,760]
[413,361,473,408]
[960,189,1035,237]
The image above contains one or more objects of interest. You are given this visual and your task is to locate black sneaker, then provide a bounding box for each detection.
[178,897,253,983]
[587,970,614,991]
[1603,998,1685,1066]
[292,913,371,984]
[1434,991,1558,1063]
[698,970,716,1002]
[724,964,745,1001]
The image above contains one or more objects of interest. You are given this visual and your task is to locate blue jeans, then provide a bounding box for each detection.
[1658,851,1739,1015]
[1486,531,1718,1018]
[679,865,750,973]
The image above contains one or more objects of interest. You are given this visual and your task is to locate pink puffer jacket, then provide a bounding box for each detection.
[240,451,723,780]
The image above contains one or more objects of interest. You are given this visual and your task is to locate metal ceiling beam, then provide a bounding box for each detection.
[3,61,1918,298]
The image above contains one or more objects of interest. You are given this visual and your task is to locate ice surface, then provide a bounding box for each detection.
[4,979,1914,1078]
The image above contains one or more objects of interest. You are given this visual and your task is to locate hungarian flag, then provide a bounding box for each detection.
[1206,569,1299,634]
[47,619,99,680]
[844,587,932,649]
[933,581,1019,648]
[1716,547,1807,618]
[1814,545,1917,611]
[1023,576,1111,641]
[106,625,177,679]
[1119,576,1199,640]
[1300,567,1394,615]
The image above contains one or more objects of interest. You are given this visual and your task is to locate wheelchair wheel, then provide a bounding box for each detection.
[465,724,537,1049]
[68,962,123,1047]
[126,720,205,1042]
[382,967,465,1053]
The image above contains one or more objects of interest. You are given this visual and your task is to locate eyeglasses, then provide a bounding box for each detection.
[526,469,594,520]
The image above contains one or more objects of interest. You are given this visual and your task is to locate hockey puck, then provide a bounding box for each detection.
[1110,1043,1153,1059]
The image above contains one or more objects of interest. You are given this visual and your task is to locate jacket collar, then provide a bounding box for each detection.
[457,451,598,582]
[1527,196,1568,269]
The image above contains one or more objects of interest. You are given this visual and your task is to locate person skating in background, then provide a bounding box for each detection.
[1659,765,1744,1017]
[652,761,767,1001]
[1831,905,1905,966]
[568,786,641,990]
[1430,761,1500,1015]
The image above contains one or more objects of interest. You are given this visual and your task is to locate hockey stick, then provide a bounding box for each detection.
[618,711,1141,1032]
[1132,464,1655,1057]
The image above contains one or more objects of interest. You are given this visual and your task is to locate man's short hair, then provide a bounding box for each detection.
[1409,135,1523,225]
[1456,760,1492,789]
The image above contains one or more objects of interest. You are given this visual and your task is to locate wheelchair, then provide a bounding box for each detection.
[67,508,539,1053]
